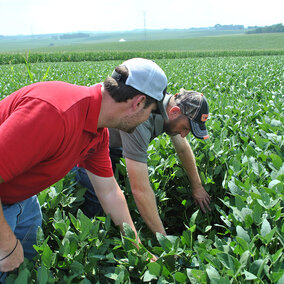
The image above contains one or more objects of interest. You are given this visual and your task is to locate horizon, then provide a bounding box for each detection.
[0,23,280,38]
[0,0,283,36]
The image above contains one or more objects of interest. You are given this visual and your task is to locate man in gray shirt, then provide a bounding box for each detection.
[76,88,211,236]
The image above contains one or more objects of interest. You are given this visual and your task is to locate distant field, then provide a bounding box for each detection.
[0,29,246,53]
[35,33,284,53]
[0,32,283,65]
[1,30,283,54]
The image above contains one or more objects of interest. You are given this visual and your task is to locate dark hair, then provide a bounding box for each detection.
[104,65,156,109]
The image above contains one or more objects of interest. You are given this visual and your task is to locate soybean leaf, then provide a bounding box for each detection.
[236,226,251,242]
[260,218,271,237]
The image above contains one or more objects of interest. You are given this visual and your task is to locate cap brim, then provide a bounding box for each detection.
[189,120,209,140]
[157,93,171,121]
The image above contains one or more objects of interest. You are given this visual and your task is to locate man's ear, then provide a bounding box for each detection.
[131,95,146,111]
[168,106,182,119]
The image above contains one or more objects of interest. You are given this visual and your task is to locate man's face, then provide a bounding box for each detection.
[117,102,157,133]
[164,115,191,138]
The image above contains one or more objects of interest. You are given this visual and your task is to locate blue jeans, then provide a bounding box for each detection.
[75,167,104,217]
[75,147,122,218]
[0,195,42,283]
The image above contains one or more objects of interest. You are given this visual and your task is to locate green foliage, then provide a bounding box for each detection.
[247,23,284,34]
[2,55,284,283]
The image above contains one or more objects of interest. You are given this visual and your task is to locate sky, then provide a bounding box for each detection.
[0,0,283,36]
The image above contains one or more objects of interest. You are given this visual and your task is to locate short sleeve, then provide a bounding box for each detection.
[78,128,113,177]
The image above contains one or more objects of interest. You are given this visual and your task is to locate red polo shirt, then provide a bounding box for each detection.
[0,81,113,204]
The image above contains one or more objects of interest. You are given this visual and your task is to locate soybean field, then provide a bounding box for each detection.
[0,34,283,283]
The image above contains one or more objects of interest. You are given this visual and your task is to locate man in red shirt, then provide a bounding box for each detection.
[0,58,167,278]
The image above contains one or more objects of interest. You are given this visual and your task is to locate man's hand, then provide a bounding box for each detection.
[0,239,24,272]
[192,186,211,213]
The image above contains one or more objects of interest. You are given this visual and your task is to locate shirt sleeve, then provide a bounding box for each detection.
[78,128,113,177]
[0,98,64,182]
[120,120,153,163]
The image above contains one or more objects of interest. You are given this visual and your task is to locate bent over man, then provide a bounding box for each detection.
[76,88,211,236]
[0,58,167,282]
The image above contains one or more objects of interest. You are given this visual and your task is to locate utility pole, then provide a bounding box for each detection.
[143,11,146,41]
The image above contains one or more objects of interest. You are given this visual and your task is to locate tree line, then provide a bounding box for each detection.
[247,23,284,34]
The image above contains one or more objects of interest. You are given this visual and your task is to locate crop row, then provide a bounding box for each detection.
[0,49,284,65]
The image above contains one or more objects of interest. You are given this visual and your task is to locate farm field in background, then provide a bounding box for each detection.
[0,29,252,52]
[0,32,284,56]
[1,53,283,283]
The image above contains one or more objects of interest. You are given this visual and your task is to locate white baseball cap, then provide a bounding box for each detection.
[111,58,167,101]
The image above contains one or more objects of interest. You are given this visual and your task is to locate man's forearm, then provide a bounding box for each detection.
[86,171,138,238]
[0,199,24,272]
[171,135,211,212]
[125,158,166,236]
[171,135,202,187]
[99,184,137,235]
[0,200,16,247]
[132,183,166,235]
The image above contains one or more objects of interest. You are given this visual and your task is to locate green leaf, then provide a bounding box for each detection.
[147,262,162,276]
[36,226,45,246]
[41,66,50,81]
[41,244,54,269]
[228,181,242,195]
[236,226,251,242]
[273,271,284,283]
[14,268,30,284]
[156,233,172,252]
[181,230,192,247]
[190,210,199,226]
[236,236,249,252]
[206,265,221,280]
[123,223,136,240]
[249,259,266,277]
[240,250,250,267]
[187,269,207,284]
[252,203,263,224]
[269,179,282,190]
[260,218,271,237]
[53,220,68,236]
[143,270,157,282]
[244,270,258,280]
[70,261,85,275]
[174,271,187,283]
[37,266,49,284]
[262,227,277,244]
[79,279,92,284]
[271,248,283,264]
[216,253,240,272]
[270,153,282,170]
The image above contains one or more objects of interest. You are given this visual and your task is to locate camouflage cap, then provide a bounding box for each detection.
[175,88,209,140]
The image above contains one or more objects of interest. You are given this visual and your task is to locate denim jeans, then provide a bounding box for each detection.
[0,195,42,283]
[75,147,122,218]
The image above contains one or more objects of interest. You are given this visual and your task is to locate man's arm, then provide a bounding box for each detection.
[0,177,24,272]
[170,135,211,213]
[85,170,138,238]
[125,158,167,235]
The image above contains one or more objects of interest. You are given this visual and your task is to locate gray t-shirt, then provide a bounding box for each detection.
[109,114,164,163]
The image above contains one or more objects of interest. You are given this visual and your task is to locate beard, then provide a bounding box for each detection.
[118,121,137,133]
[164,120,178,136]
[116,111,145,133]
